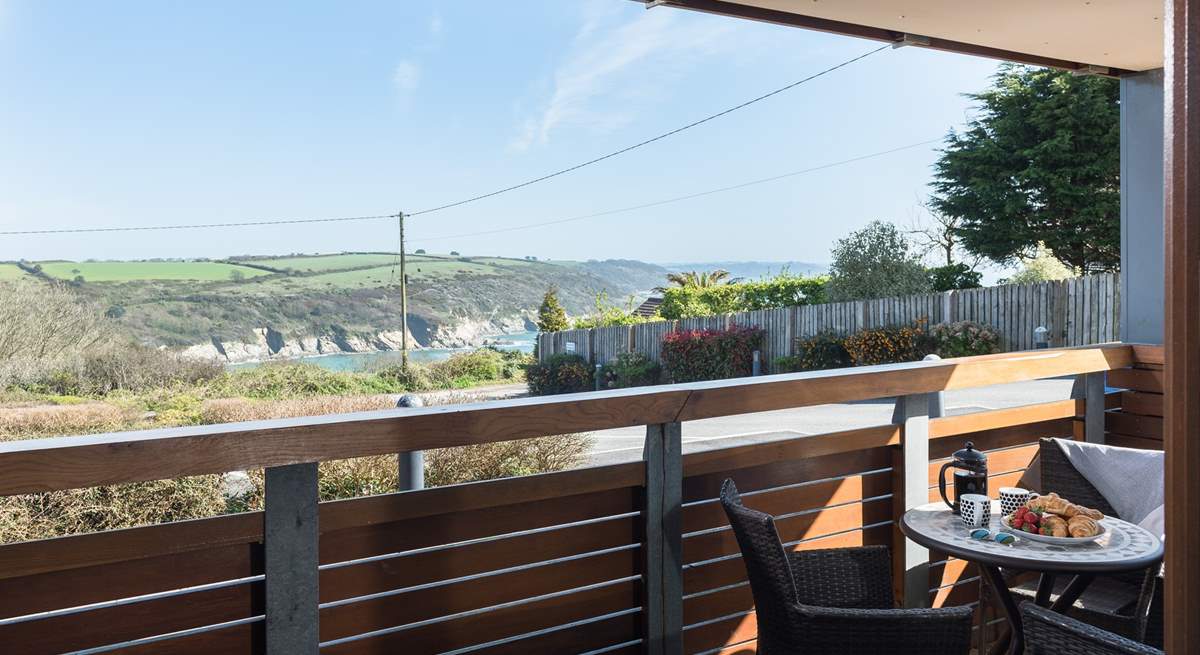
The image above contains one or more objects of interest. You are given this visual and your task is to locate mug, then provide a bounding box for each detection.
[999,487,1039,516]
[958,494,992,528]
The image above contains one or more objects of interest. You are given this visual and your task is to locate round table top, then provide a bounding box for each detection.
[900,501,1163,574]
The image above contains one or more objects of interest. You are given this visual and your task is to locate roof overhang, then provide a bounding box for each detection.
[638,0,1164,75]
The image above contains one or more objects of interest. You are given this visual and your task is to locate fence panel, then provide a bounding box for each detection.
[537,274,1119,363]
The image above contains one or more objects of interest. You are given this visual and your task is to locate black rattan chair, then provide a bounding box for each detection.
[1021,602,1163,655]
[1006,439,1162,646]
[719,478,973,654]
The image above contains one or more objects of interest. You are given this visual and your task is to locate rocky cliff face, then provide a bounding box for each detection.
[181,314,535,364]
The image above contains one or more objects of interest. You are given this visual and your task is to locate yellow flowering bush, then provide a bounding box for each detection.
[842,323,930,366]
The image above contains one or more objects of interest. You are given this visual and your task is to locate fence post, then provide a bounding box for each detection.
[1072,373,1107,444]
[264,462,319,653]
[892,393,930,608]
[643,422,682,654]
[396,394,425,490]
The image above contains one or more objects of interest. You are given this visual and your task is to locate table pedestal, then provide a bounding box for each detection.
[982,566,1095,655]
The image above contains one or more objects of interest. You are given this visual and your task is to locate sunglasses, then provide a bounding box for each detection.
[969,528,1017,544]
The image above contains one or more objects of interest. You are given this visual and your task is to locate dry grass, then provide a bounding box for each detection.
[0,390,592,544]
[0,402,143,441]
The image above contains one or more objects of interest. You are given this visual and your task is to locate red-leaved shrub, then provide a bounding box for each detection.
[660,326,765,383]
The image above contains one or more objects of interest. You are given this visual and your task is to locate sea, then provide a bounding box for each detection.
[228,331,537,372]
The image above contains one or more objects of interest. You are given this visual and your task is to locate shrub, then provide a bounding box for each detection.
[525,353,594,395]
[826,221,932,301]
[600,352,660,389]
[842,323,932,366]
[781,331,853,372]
[660,326,764,383]
[930,321,1001,358]
[572,292,655,329]
[928,263,983,291]
[658,273,827,319]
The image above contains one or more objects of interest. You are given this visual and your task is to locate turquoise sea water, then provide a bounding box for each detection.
[229,331,537,372]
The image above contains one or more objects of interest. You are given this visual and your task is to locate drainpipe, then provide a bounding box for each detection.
[396,394,424,490]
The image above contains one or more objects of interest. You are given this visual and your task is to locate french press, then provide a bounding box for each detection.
[937,441,988,515]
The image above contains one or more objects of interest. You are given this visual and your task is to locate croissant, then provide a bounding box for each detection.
[1061,503,1105,521]
[1068,515,1101,538]
[1041,514,1069,537]
[1026,493,1071,515]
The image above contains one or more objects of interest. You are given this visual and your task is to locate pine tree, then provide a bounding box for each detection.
[537,287,568,333]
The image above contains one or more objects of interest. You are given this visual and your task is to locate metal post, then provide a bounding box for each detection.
[893,393,930,608]
[752,350,762,376]
[1071,372,1107,444]
[396,394,424,490]
[264,463,319,653]
[642,422,682,654]
[595,364,603,391]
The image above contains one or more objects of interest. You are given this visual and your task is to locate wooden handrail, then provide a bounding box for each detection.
[0,344,1134,497]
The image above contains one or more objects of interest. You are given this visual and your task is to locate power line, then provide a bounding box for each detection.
[0,213,397,236]
[405,43,891,217]
[409,138,939,244]
[0,44,891,237]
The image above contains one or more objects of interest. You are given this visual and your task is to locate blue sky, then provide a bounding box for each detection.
[0,1,1001,266]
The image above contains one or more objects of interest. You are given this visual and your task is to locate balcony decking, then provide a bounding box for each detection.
[0,344,1164,654]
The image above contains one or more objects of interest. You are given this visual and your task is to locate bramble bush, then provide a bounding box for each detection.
[658,274,827,319]
[525,353,594,395]
[661,326,764,383]
[599,352,660,389]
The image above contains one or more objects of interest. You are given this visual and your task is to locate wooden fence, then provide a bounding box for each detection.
[0,343,1164,654]
[538,273,1120,372]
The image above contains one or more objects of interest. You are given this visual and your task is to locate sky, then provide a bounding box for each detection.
[0,1,1002,267]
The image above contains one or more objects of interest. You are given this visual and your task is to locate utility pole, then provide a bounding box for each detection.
[398,212,408,368]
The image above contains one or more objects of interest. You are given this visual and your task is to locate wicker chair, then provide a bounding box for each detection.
[1021,602,1163,655]
[1006,439,1162,646]
[719,479,974,654]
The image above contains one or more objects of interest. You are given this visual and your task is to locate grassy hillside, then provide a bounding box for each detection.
[38,260,269,282]
[8,254,667,348]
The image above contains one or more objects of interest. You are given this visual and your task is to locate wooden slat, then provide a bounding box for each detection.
[682,425,898,477]
[0,541,260,620]
[466,611,639,655]
[0,581,259,655]
[320,578,640,655]
[682,470,891,534]
[683,498,892,565]
[682,525,892,595]
[1106,411,1164,440]
[682,610,757,655]
[0,345,1134,497]
[1106,434,1164,451]
[684,584,753,627]
[106,621,259,655]
[1107,367,1165,393]
[1131,344,1165,365]
[683,447,892,502]
[928,420,1074,460]
[319,548,637,642]
[1120,390,1164,417]
[928,443,1038,486]
[929,400,1079,438]
[320,516,637,604]
[319,486,637,566]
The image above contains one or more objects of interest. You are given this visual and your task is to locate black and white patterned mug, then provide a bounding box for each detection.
[999,487,1039,517]
[959,494,991,528]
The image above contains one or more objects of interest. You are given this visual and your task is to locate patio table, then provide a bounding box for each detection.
[900,501,1163,655]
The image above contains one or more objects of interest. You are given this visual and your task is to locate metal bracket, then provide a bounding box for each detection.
[893,33,932,48]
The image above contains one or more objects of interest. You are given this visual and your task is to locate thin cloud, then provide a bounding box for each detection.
[510,7,743,151]
[393,59,421,93]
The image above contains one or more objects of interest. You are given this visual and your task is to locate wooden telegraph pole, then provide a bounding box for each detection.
[398,212,408,367]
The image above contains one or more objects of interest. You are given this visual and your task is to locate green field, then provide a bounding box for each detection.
[236,253,419,272]
[0,264,27,280]
[37,261,270,282]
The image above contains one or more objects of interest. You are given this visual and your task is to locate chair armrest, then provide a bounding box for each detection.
[789,545,894,609]
[791,604,973,655]
[1021,602,1163,655]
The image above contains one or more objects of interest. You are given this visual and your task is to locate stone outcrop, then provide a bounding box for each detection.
[180,313,535,364]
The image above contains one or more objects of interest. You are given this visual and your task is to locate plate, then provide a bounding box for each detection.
[1000,515,1106,545]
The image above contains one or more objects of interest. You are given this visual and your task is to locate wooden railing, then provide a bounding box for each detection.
[0,343,1163,654]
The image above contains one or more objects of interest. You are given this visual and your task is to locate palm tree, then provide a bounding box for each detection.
[656,269,736,291]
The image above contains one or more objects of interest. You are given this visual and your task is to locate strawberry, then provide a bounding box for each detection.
[1023,524,1036,533]
[1026,513,1040,525]
[1012,518,1024,529]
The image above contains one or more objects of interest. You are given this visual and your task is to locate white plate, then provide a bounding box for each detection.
[1000,515,1106,545]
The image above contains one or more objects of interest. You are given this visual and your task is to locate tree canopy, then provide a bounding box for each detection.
[931,64,1120,272]
[826,221,931,301]
[536,287,568,333]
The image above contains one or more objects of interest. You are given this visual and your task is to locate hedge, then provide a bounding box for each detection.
[525,353,593,395]
[661,326,765,383]
[659,274,827,319]
[777,321,999,372]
